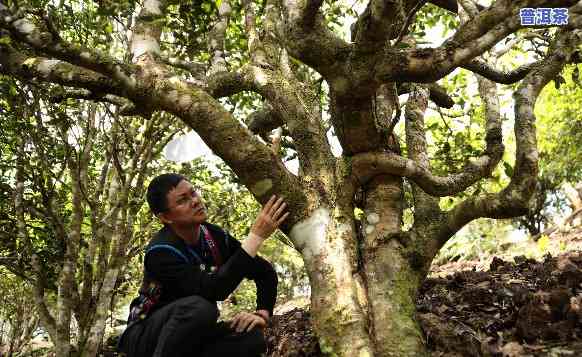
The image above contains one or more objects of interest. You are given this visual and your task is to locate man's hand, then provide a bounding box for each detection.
[250,195,289,239]
[229,311,267,333]
[242,195,289,257]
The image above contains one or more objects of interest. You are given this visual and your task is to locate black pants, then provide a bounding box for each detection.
[118,296,266,357]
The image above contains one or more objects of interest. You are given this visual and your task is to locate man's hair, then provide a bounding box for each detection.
[146,173,186,215]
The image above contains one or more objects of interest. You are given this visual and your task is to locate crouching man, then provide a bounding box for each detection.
[118,173,288,357]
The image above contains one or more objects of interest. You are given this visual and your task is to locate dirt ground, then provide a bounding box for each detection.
[265,250,582,357]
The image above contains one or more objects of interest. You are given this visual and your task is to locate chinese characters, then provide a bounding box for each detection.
[520,8,569,26]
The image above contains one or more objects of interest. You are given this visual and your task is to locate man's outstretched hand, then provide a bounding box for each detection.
[229,311,267,333]
[250,195,289,239]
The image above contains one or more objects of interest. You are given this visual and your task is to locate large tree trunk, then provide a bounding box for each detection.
[290,127,430,356]
[292,201,428,357]
[360,176,427,356]
[293,207,375,356]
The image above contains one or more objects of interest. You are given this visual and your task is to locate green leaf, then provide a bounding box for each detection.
[537,234,550,253]
[104,22,113,34]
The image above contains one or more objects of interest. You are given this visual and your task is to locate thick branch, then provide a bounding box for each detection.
[248,105,284,136]
[130,0,170,62]
[0,6,135,87]
[441,29,582,244]
[355,46,504,198]
[283,0,325,28]
[150,71,309,231]
[0,45,125,97]
[205,64,334,177]
[351,150,501,196]
[352,0,419,49]
[204,70,254,98]
[250,68,334,177]
[301,0,324,27]
[281,0,351,79]
[404,86,442,225]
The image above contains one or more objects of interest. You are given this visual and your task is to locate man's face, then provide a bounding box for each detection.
[159,179,207,226]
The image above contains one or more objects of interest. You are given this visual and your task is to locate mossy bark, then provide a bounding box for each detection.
[298,199,429,357]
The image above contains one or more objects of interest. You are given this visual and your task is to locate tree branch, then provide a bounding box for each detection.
[204,62,334,178]
[428,0,457,13]
[404,85,442,225]
[247,67,335,177]
[242,0,266,66]
[0,44,125,97]
[49,88,139,115]
[352,0,416,49]
[492,31,546,58]
[159,55,206,78]
[374,82,401,137]
[427,0,485,13]
[150,70,308,231]
[352,3,504,201]
[351,149,501,196]
[129,0,169,62]
[280,0,351,79]
[462,58,539,84]
[208,0,232,74]
[440,28,582,244]
[248,105,285,136]
[301,0,324,27]
[204,70,254,98]
[0,6,135,87]
[373,0,579,83]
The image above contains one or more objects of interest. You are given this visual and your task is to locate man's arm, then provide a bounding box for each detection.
[225,234,278,317]
[146,245,256,301]
[147,195,286,302]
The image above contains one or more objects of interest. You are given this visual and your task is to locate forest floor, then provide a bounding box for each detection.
[265,228,582,357]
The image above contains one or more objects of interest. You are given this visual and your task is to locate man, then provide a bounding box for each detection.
[118,173,288,357]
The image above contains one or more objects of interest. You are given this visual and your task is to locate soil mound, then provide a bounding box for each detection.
[265,251,582,356]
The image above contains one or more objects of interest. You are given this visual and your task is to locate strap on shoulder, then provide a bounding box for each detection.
[146,244,189,264]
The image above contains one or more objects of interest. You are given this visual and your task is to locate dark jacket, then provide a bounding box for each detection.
[131,222,278,317]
